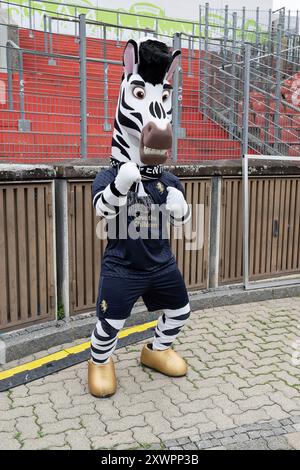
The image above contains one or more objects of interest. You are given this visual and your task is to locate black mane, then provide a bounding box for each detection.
[138,40,172,85]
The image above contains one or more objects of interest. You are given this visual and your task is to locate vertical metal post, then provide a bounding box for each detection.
[274,24,282,153]
[116,12,120,47]
[43,14,48,53]
[241,6,245,44]
[229,12,237,136]
[6,46,13,110]
[242,152,250,288]
[287,10,291,31]
[242,44,251,157]
[224,4,228,52]
[171,33,182,163]
[296,11,299,35]
[192,22,195,56]
[155,18,158,38]
[188,35,192,77]
[267,9,272,53]
[74,7,78,40]
[48,16,56,65]
[28,0,33,38]
[242,44,251,291]
[18,50,30,131]
[79,14,87,159]
[203,2,209,120]
[255,7,259,48]
[198,4,202,112]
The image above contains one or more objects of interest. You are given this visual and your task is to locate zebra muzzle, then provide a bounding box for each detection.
[140,122,172,165]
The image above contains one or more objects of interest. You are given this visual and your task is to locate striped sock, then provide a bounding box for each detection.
[152,303,191,351]
[90,318,126,364]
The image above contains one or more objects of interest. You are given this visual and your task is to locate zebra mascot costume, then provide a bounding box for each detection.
[88,37,191,398]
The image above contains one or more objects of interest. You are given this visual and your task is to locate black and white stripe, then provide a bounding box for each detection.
[93,180,127,219]
[152,303,191,350]
[91,318,126,364]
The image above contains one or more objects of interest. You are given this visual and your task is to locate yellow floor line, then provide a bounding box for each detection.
[0,320,157,382]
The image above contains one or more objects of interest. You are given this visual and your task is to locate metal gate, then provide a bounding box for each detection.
[242,154,300,289]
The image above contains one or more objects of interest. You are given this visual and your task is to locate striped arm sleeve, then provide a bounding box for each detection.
[170,204,191,227]
[93,181,127,219]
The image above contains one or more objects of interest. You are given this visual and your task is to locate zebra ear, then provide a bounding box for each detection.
[165,50,181,82]
[123,39,138,75]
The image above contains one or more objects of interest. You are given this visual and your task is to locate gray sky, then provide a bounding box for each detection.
[273,0,299,11]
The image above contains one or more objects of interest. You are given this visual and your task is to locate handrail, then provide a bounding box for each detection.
[6,40,30,131]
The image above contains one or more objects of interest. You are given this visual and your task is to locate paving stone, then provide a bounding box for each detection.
[285,432,300,450]
[22,433,67,450]
[265,436,291,450]
[16,416,39,440]
[43,418,82,435]
[91,430,134,449]
[132,425,161,445]
[65,428,92,450]
[0,432,21,450]
[227,438,269,450]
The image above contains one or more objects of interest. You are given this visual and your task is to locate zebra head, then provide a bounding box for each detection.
[111,38,181,166]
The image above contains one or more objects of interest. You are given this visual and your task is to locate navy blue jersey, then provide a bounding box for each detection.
[92,167,185,278]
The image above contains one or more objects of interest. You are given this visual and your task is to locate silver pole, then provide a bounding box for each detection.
[198,4,202,112]
[18,50,30,132]
[6,46,13,110]
[273,24,282,153]
[48,16,56,65]
[224,4,228,52]
[255,7,259,48]
[242,44,251,157]
[116,12,120,47]
[188,35,192,77]
[267,9,272,53]
[79,14,87,159]
[229,12,237,136]
[241,6,245,44]
[203,2,209,120]
[28,0,33,38]
[242,152,250,288]
[43,14,48,53]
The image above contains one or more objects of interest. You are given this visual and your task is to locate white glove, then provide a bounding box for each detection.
[166,187,188,218]
[114,162,141,195]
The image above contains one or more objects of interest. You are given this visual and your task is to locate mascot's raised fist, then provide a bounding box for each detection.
[166,186,188,219]
[115,162,141,195]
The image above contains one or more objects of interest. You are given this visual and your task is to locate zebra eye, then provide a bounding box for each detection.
[132,87,145,99]
[162,90,170,102]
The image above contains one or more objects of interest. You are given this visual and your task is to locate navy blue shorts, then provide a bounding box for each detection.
[96,267,189,320]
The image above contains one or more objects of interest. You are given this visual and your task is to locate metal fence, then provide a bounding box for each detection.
[0,3,300,162]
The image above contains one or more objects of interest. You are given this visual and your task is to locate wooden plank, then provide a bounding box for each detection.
[271,179,280,273]
[84,184,94,308]
[45,184,55,319]
[260,179,269,276]
[37,186,47,317]
[254,180,262,276]
[236,180,243,280]
[230,179,238,280]
[17,186,29,323]
[249,179,257,278]
[27,186,38,321]
[183,181,192,286]
[265,178,274,275]
[75,185,84,310]
[6,187,18,326]
[0,188,8,329]
[224,180,232,282]
[281,179,291,272]
[287,179,296,271]
[189,181,198,287]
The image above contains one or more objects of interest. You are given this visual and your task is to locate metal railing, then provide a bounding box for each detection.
[0,7,300,162]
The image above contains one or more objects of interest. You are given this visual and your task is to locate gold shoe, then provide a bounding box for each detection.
[88,357,117,398]
[140,345,187,377]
